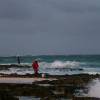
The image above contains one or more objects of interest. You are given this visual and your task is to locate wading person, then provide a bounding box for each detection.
[17,56,20,64]
[32,60,39,77]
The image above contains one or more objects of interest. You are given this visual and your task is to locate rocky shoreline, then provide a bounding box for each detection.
[0,73,100,100]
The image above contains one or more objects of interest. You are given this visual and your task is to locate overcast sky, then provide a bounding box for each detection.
[0,0,100,56]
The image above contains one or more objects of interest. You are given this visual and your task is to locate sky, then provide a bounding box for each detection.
[0,0,100,56]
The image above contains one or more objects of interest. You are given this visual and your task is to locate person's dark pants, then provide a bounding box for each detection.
[34,69,38,77]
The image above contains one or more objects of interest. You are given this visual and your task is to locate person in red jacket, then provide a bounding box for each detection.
[32,60,39,77]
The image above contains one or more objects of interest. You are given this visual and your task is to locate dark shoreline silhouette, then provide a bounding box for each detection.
[0,74,100,100]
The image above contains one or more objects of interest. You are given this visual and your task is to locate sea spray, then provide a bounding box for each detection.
[88,79,100,98]
[40,60,80,68]
[0,60,83,75]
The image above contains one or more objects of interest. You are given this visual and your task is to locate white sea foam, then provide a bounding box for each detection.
[40,60,80,69]
[0,60,99,75]
[82,67,100,75]
[87,79,100,98]
[51,61,80,68]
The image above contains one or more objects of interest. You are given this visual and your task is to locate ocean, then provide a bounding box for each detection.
[0,55,100,75]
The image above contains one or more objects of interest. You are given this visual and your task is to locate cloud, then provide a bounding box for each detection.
[0,0,100,35]
[0,0,100,55]
[0,0,32,19]
[0,0,100,20]
[44,0,100,13]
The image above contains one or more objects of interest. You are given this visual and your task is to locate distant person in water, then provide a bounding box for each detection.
[17,56,20,64]
[32,60,39,77]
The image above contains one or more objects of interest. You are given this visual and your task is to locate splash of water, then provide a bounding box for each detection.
[88,79,100,98]
[40,60,80,68]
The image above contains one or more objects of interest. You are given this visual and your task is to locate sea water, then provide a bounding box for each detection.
[0,55,100,75]
[18,96,71,100]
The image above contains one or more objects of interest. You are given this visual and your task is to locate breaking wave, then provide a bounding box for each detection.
[40,60,80,69]
[0,60,100,75]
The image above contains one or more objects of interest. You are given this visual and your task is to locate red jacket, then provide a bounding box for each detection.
[32,62,39,70]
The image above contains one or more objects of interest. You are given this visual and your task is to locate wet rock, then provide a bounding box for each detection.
[73,96,100,100]
[0,89,19,100]
[0,74,100,99]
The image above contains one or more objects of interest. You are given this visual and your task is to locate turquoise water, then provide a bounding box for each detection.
[18,96,40,100]
[0,55,100,64]
[18,96,71,100]
[0,55,100,75]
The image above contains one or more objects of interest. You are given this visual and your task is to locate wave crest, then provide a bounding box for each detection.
[40,60,80,68]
